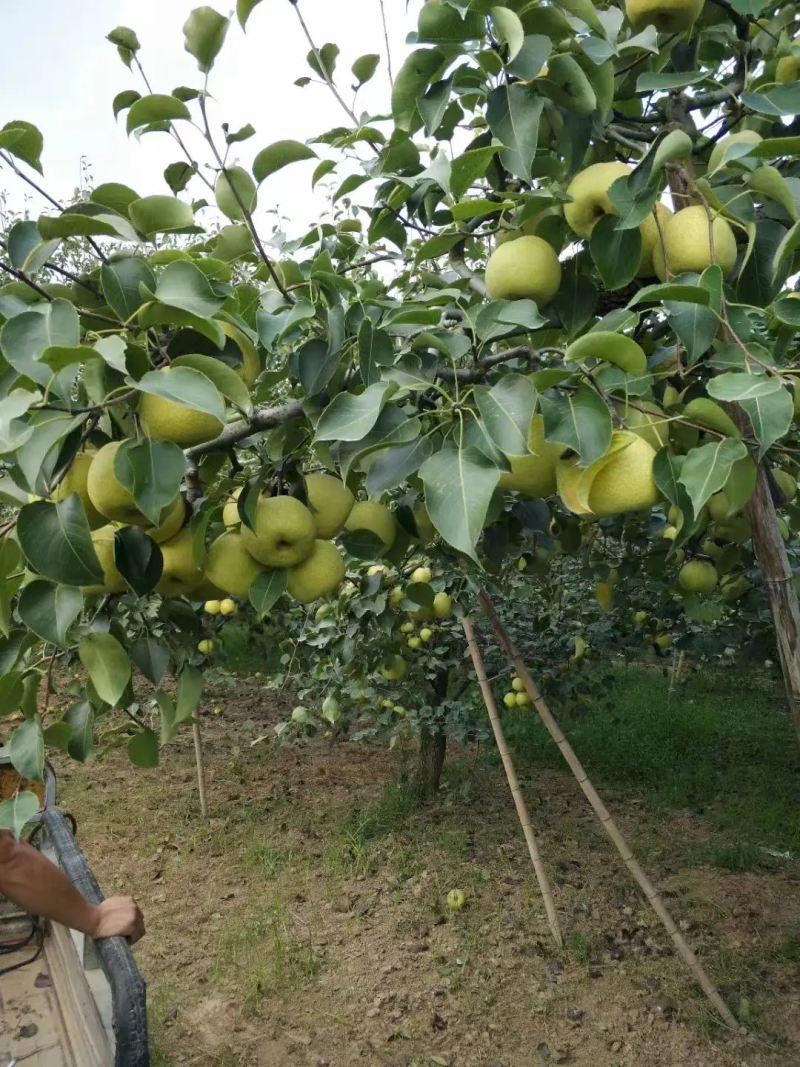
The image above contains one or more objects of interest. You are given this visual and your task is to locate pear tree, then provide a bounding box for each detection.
[0,0,800,835]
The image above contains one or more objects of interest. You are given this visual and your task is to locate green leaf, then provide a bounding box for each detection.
[64,700,94,762]
[0,671,24,717]
[0,298,79,386]
[312,159,337,188]
[128,195,197,237]
[352,53,380,87]
[9,716,44,782]
[176,665,203,725]
[224,122,255,145]
[665,298,718,367]
[365,437,435,497]
[506,34,551,80]
[127,730,160,768]
[419,77,453,138]
[307,42,340,80]
[539,55,596,115]
[607,177,659,231]
[79,632,131,706]
[739,386,793,456]
[358,320,394,388]
[419,444,501,562]
[17,498,103,587]
[450,147,501,201]
[706,373,782,402]
[555,271,597,336]
[129,639,170,686]
[589,214,641,290]
[748,166,798,221]
[113,440,185,528]
[740,85,800,118]
[112,90,141,119]
[392,48,445,132]
[183,6,230,72]
[92,183,143,214]
[0,120,43,173]
[172,353,252,414]
[237,0,263,29]
[678,438,748,515]
[491,6,525,59]
[42,722,72,753]
[6,220,58,274]
[296,339,341,397]
[566,331,647,375]
[114,526,163,596]
[540,384,613,464]
[0,539,22,637]
[0,391,39,454]
[475,299,546,342]
[17,580,82,648]
[486,84,543,181]
[250,568,287,614]
[164,161,196,193]
[749,137,800,159]
[154,259,225,317]
[0,791,40,838]
[636,70,705,92]
[138,302,225,347]
[37,205,139,242]
[681,398,740,438]
[135,366,226,424]
[553,0,607,35]
[101,257,155,322]
[107,26,141,52]
[316,382,394,442]
[252,139,317,183]
[474,374,538,457]
[630,283,711,306]
[126,94,191,134]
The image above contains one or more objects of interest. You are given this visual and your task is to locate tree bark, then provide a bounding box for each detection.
[414,725,447,801]
[742,460,800,743]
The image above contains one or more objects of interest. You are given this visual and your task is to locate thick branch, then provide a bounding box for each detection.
[184,399,305,460]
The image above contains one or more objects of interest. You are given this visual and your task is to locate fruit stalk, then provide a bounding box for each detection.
[461,616,563,949]
[477,590,740,1031]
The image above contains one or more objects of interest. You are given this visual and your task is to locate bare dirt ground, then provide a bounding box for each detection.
[55,675,800,1067]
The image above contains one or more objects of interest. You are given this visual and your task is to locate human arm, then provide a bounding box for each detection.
[0,830,144,942]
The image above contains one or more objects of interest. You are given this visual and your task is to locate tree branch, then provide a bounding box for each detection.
[378,0,394,88]
[0,259,53,301]
[183,399,305,460]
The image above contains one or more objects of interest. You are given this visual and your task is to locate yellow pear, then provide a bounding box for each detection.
[305,472,355,539]
[138,370,225,447]
[616,400,670,450]
[638,203,673,277]
[52,452,105,529]
[432,592,453,618]
[205,530,265,598]
[707,130,762,175]
[240,495,316,568]
[221,321,260,387]
[776,56,800,84]
[145,496,186,543]
[156,528,205,598]
[652,206,737,280]
[499,414,564,497]
[484,236,562,304]
[87,442,150,526]
[379,654,407,681]
[679,559,718,594]
[564,162,631,238]
[287,540,346,603]
[223,488,242,528]
[625,0,704,32]
[345,501,397,550]
[82,525,126,595]
[773,469,797,502]
[557,431,658,517]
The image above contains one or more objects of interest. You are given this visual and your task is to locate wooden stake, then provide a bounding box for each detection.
[462,616,563,948]
[478,589,740,1031]
[192,720,209,818]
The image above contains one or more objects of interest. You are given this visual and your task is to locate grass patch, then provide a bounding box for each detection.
[505,666,800,857]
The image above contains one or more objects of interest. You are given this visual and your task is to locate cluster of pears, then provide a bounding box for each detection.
[485,158,738,308]
[498,410,661,520]
[632,610,674,652]
[70,444,399,606]
[502,674,532,709]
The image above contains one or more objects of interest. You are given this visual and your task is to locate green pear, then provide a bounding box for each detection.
[52,452,106,529]
[345,501,397,550]
[287,539,346,603]
[156,528,206,598]
[87,442,150,526]
[139,371,225,447]
[241,496,316,568]
[564,162,631,238]
[652,206,737,280]
[205,530,265,597]
[82,525,126,595]
[679,559,718,594]
[625,0,704,32]
[305,472,355,539]
[557,432,658,517]
[777,56,800,84]
[146,496,186,543]
[484,236,562,304]
[499,414,564,497]
[215,165,257,221]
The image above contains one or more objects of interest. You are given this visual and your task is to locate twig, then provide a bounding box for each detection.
[477,589,741,1032]
[183,398,305,460]
[289,1,361,126]
[0,259,53,301]
[378,0,394,88]
[462,615,563,948]
[192,720,209,818]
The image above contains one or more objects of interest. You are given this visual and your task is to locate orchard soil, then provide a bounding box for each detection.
[52,673,799,1067]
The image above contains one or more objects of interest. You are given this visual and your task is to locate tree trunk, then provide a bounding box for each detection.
[743,462,800,743]
[414,725,446,801]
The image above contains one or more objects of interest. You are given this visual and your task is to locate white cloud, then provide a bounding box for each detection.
[1,0,423,235]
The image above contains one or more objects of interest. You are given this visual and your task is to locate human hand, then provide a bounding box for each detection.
[90,896,145,943]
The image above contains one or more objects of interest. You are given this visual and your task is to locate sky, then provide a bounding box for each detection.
[0,0,423,238]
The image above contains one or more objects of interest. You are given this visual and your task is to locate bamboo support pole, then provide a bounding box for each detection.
[477,589,740,1031]
[192,721,209,818]
[462,616,563,948]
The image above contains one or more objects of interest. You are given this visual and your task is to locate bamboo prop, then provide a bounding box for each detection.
[668,650,686,703]
[462,616,563,948]
[477,589,740,1031]
[192,721,209,818]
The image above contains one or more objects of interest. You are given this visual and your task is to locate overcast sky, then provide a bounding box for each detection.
[1,0,423,237]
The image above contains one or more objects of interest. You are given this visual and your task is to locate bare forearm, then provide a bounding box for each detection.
[0,837,100,935]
